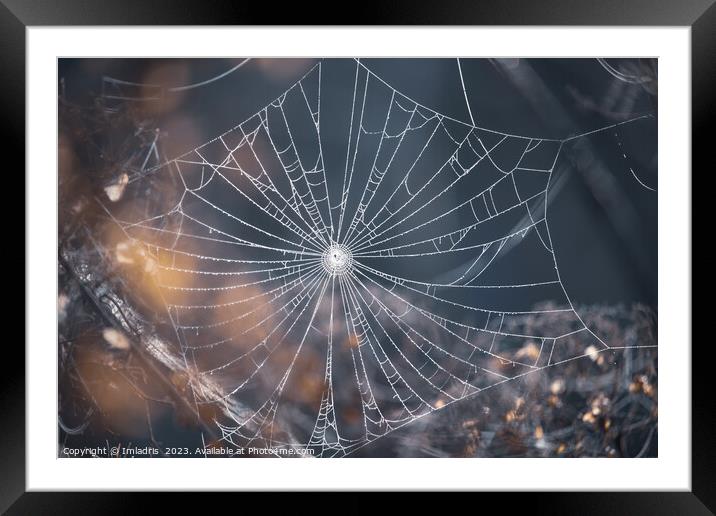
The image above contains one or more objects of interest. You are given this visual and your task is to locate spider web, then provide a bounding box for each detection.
[109,59,653,457]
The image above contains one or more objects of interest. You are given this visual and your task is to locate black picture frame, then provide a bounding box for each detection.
[6,0,709,511]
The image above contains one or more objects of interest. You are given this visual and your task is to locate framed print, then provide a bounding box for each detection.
[8,0,711,511]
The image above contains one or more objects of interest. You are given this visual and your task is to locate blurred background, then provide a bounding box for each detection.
[57,58,657,458]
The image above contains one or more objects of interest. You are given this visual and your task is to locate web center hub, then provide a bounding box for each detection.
[322,244,353,276]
